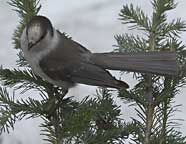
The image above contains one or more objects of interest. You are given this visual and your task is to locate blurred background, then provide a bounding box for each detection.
[0,0,186,143]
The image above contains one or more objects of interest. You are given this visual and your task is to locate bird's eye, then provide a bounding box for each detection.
[40,35,45,40]
[27,34,45,50]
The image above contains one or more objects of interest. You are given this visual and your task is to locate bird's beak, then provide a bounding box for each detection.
[28,41,34,50]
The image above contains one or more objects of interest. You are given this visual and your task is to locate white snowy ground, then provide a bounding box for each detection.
[0,0,186,143]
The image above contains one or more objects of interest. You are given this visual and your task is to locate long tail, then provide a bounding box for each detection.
[91,51,178,76]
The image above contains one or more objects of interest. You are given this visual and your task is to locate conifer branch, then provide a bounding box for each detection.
[8,0,41,67]
[119,4,151,31]
[0,0,185,143]
[0,67,51,93]
[114,34,148,52]
[116,0,186,143]
[0,87,45,133]
[8,0,41,49]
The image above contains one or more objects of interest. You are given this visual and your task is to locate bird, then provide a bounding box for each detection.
[20,15,178,91]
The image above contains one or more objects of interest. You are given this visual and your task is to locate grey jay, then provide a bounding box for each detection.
[20,16,178,90]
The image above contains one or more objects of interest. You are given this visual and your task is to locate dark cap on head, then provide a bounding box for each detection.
[26,15,54,49]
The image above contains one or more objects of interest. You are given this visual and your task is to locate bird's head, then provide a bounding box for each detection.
[25,15,54,50]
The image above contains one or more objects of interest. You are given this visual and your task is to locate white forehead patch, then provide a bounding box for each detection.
[28,23,42,41]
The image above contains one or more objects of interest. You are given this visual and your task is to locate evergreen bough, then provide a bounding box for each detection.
[0,0,185,143]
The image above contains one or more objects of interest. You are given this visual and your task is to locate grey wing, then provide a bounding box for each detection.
[39,30,129,88]
[68,62,126,88]
[57,30,91,54]
[38,30,91,85]
[39,58,127,88]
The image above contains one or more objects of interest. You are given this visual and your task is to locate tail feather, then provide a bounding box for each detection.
[115,80,129,89]
[91,51,178,76]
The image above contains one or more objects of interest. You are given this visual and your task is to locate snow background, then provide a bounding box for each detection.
[0,0,186,143]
